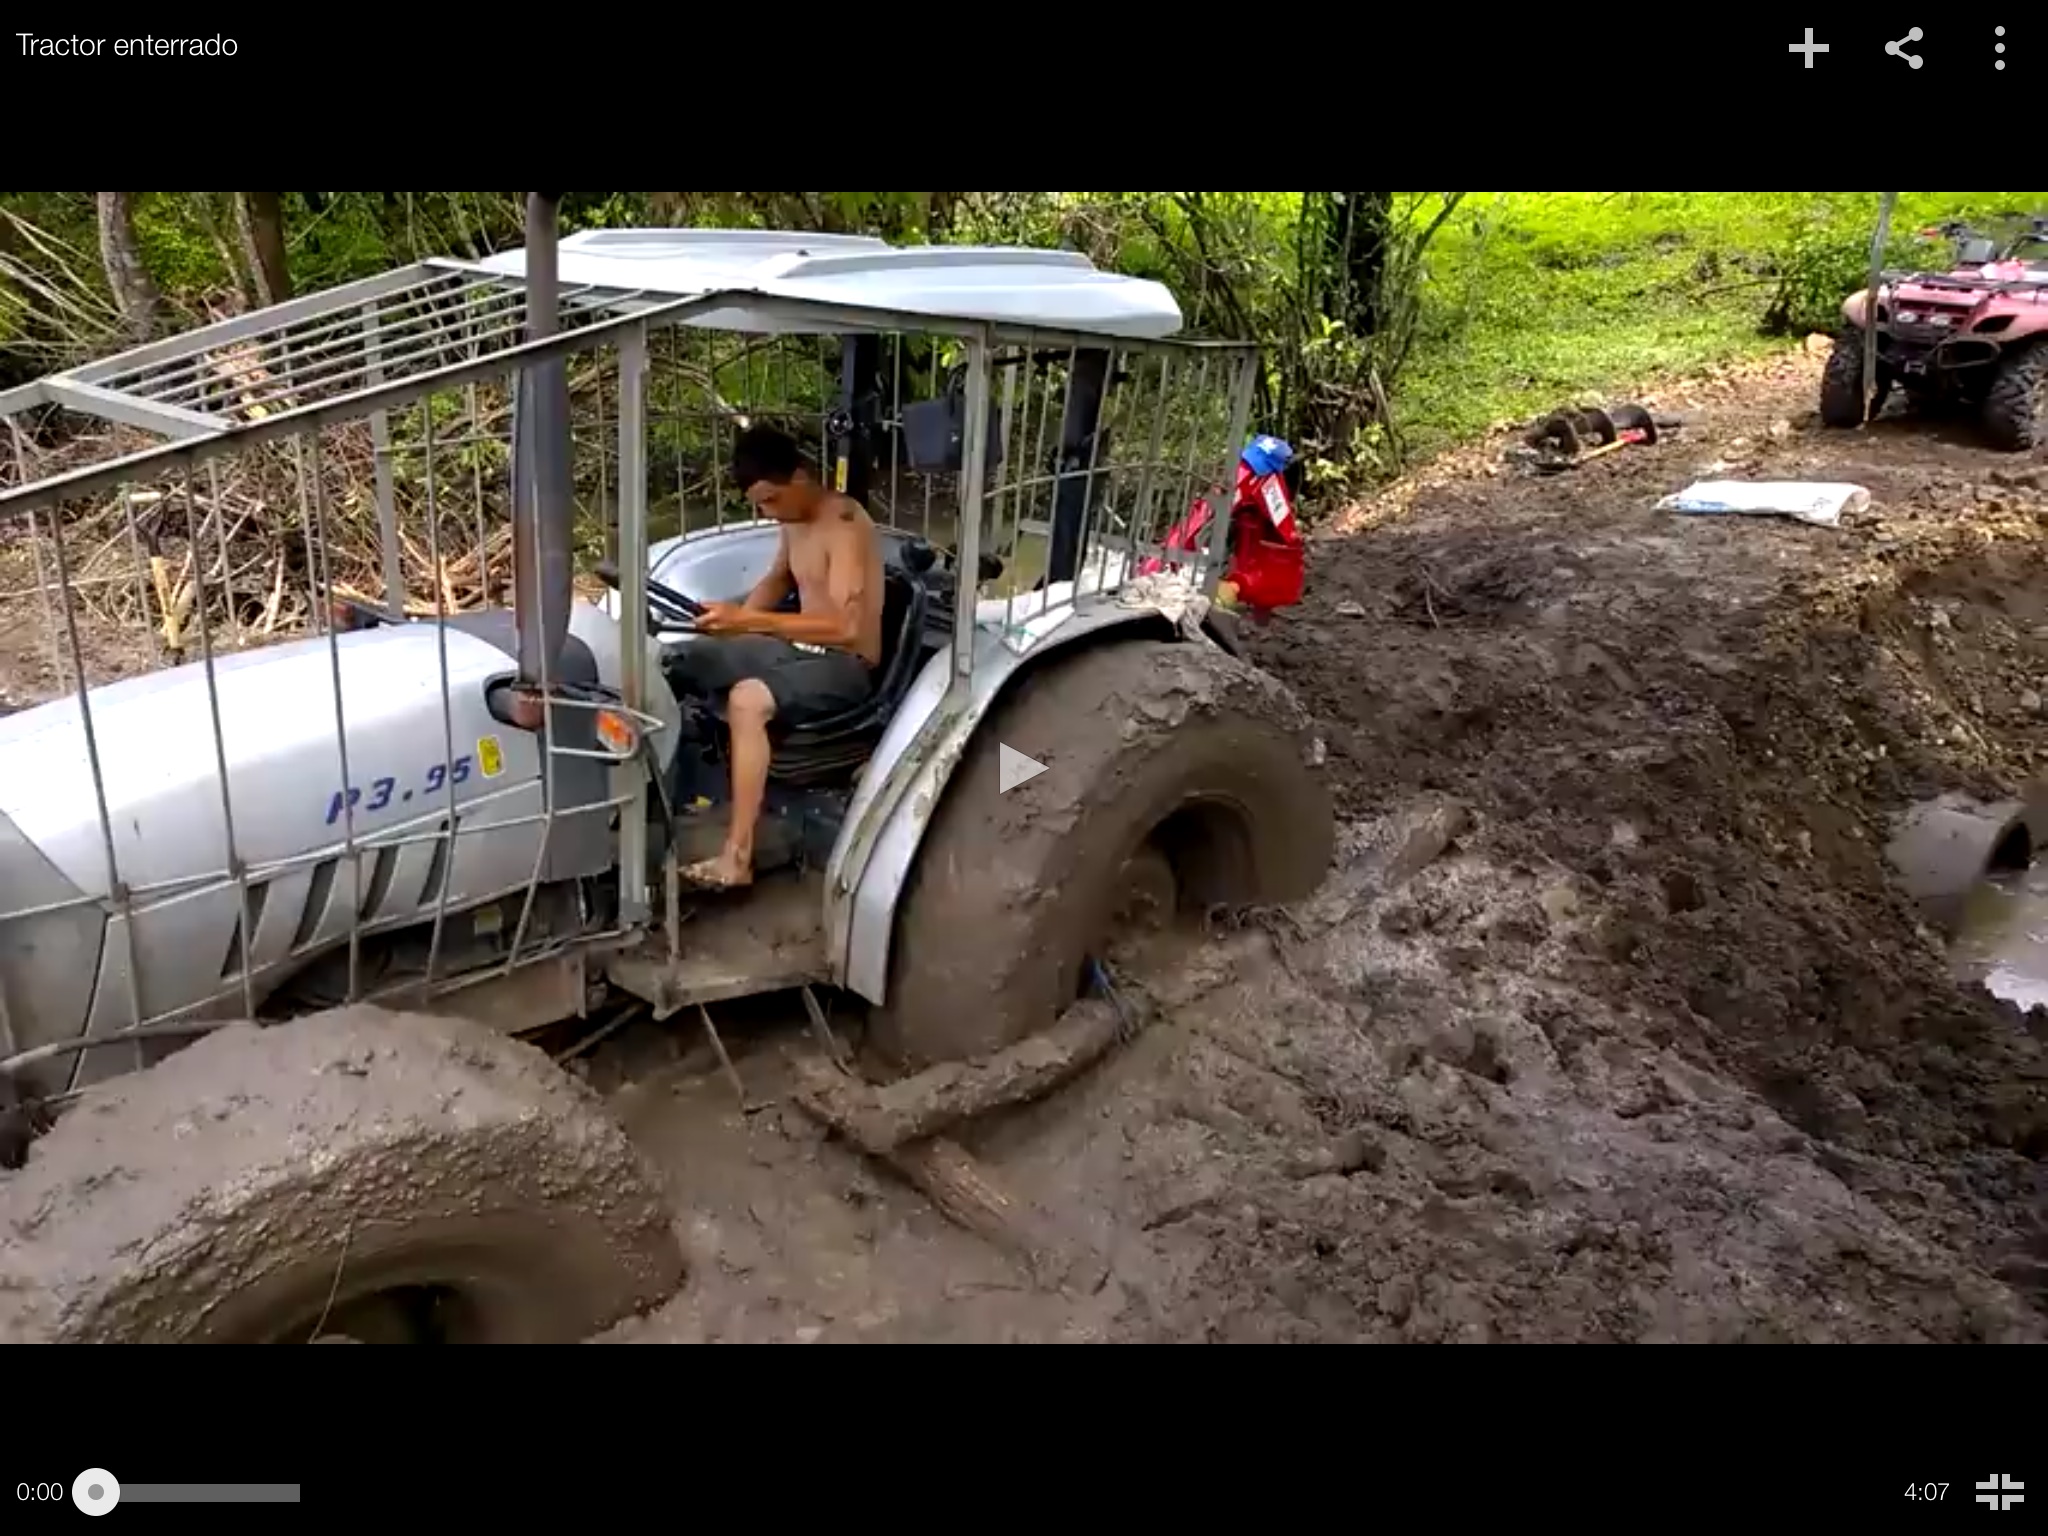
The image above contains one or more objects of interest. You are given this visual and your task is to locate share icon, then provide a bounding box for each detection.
[1886,26,1925,67]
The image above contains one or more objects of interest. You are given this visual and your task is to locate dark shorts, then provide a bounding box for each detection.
[668,636,874,730]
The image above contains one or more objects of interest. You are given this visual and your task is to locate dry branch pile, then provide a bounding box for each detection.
[1,419,515,659]
[0,377,615,693]
[0,333,774,703]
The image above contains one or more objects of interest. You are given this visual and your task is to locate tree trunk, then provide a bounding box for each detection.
[1320,192,1393,340]
[235,192,292,304]
[649,192,693,223]
[924,192,962,241]
[95,192,162,343]
[194,192,257,309]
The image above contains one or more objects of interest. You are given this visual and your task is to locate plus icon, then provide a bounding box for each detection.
[1789,26,1829,66]
[1977,1474,2025,1512]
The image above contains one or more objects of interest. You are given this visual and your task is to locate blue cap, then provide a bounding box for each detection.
[1241,435,1294,477]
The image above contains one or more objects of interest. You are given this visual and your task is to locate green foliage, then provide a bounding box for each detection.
[1763,222,1924,338]
[1759,194,2046,336]
[130,192,233,296]
[7,191,2048,504]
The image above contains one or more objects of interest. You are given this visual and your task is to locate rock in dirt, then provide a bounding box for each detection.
[1289,1128,1384,1178]
[1381,796,1473,889]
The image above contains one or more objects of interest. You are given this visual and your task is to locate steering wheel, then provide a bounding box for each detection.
[594,559,704,633]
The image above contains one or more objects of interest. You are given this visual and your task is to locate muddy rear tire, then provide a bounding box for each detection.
[1982,340,2048,452]
[1820,329,1884,428]
[870,637,1333,1069]
[0,1007,685,1343]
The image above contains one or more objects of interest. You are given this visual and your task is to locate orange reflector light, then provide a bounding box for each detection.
[595,708,638,756]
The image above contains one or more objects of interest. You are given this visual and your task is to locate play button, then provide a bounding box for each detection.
[998,742,1048,793]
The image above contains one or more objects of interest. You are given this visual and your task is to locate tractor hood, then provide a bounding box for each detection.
[0,600,670,905]
[0,624,527,901]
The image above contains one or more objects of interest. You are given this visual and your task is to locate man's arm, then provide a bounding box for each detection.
[704,517,867,649]
[741,532,794,611]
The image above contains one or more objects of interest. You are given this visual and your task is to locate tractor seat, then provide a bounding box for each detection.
[764,565,928,787]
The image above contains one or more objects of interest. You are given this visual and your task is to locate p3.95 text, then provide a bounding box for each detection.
[324,755,474,825]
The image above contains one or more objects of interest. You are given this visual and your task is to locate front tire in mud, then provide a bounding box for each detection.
[1981,341,2048,452]
[0,1007,685,1343]
[871,637,1334,1069]
[1820,329,1884,428]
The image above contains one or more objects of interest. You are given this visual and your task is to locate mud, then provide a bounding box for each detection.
[0,540,159,713]
[1233,353,2048,1336]
[600,350,2048,1344]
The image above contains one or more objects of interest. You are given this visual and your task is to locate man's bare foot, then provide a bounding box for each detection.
[681,852,753,891]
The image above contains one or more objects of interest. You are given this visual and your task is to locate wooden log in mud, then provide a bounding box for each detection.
[888,1136,1093,1291]
[792,1077,1095,1290]
[789,995,1134,1294]
[790,997,1127,1156]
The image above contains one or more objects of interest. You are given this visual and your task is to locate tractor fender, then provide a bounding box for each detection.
[824,599,1190,1006]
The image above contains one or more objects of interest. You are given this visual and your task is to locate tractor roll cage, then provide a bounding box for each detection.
[0,257,1259,1070]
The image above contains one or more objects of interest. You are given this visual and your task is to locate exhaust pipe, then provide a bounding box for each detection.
[510,191,574,717]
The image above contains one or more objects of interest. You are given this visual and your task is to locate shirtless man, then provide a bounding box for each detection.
[673,424,885,888]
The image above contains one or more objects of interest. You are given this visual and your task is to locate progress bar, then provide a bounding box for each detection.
[72,1472,300,1515]
[125,1486,301,1503]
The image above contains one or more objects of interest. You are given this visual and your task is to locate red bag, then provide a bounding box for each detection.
[1228,464,1304,610]
[1141,460,1305,612]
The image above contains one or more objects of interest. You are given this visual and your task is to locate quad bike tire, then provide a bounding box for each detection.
[870,636,1333,1069]
[0,1007,685,1344]
[1982,340,2048,453]
[1820,329,1887,428]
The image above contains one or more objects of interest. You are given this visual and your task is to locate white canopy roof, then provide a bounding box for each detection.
[468,228,1185,339]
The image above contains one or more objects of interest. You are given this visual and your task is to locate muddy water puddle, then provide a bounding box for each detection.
[1952,860,2048,1013]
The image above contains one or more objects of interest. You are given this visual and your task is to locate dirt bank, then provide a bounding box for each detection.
[600,350,2046,1343]
[1220,353,2048,1339]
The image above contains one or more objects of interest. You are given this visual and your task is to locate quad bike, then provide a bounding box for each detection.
[1820,215,2048,450]
[0,198,1334,1343]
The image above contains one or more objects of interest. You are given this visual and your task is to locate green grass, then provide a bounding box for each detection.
[1397,191,2048,456]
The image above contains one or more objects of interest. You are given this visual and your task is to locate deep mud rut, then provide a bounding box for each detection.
[596,349,2048,1344]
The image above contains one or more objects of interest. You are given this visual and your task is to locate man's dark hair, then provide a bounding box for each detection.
[732,424,811,491]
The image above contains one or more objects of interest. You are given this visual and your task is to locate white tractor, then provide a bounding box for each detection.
[0,196,1332,1342]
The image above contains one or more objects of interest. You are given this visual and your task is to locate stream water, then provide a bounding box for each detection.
[1951,859,2048,1014]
